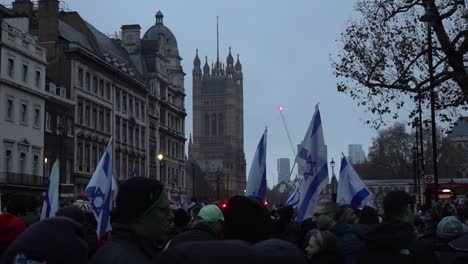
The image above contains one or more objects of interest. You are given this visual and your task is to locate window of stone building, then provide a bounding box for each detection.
[204,114,209,136]
[93,76,98,94]
[8,58,14,78]
[22,64,28,83]
[122,121,127,143]
[135,100,139,119]
[20,102,28,125]
[45,111,52,132]
[5,97,14,122]
[122,155,127,180]
[99,79,104,97]
[56,115,62,134]
[92,106,97,129]
[122,92,127,113]
[4,149,12,173]
[106,82,111,100]
[85,143,90,172]
[106,110,111,133]
[77,98,83,125]
[218,114,224,136]
[85,102,90,127]
[78,68,83,87]
[141,101,145,118]
[67,117,73,137]
[116,117,120,141]
[92,144,97,172]
[129,95,133,116]
[150,123,156,139]
[140,159,145,178]
[66,159,71,183]
[211,113,217,136]
[115,151,121,179]
[116,88,121,110]
[129,126,133,145]
[77,140,83,171]
[85,72,91,91]
[34,107,41,129]
[135,126,139,148]
[19,152,26,175]
[99,108,104,131]
[33,154,39,176]
[35,70,41,88]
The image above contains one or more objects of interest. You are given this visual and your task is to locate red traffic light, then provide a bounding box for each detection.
[264,201,268,206]
[221,203,227,208]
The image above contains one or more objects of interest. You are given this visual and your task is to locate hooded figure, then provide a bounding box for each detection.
[90,177,172,264]
[165,204,224,249]
[0,217,88,264]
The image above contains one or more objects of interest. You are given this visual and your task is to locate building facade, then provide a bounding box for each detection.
[10,0,187,199]
[0,17,48,195]
[277,158,290,184]
[189,46,246,201]
[348,144,365,165]
[447,117,468,178]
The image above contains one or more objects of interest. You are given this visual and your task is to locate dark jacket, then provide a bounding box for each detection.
[332,222,365,264]
[358,221,438,264]
[89,224,160,264]
[271,220,302,247]
[166,222,217,248]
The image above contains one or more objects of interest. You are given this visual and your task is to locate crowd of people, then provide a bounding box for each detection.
[1,177,468,264]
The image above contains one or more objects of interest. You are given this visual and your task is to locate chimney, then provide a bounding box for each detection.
[12,0,33,17]
[38,0,59,42]
[120,24,141,54]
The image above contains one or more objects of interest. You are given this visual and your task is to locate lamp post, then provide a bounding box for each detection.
[330,158,337,202]
[420,0,439,201]
[157,153,164,184]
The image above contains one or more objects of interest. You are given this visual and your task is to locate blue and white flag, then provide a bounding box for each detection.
[286,178,302,208]
[296,105,329,222]
[85,138,113,237]
[40,160,60,220]
[246,127,267,201]
[337,156,372,209]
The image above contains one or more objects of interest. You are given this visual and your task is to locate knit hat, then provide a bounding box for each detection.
[198,205,224,224]
[115,177,164,224]
[0,213,26,247]
[437,216,468,239]
[0,217,88,264]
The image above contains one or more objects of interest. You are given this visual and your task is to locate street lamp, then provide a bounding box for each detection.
[420,0,439,201]
[157,154,165,184]
[330,158,337,202]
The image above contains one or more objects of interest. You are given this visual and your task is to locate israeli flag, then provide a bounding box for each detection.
[85,138,113,237]
[286,178,302,208]
[296,105,329,222]
[337,156,372,209]
[246,127,267,200]
[40,160,60,220]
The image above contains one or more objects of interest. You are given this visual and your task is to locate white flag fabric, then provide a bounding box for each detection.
[40,160,60,220]
[246,127,268,200]
[296,105,329,222]
[286,178,302,208]
[337,156,372,209]
[85,138,113,237]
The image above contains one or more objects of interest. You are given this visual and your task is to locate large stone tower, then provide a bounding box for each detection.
[190,41,246,200]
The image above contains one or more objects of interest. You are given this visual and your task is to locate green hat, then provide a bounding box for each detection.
[198,205,224,224]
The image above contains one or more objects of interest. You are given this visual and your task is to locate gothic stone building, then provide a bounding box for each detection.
[189,48,246,201]
[10,0,187,199]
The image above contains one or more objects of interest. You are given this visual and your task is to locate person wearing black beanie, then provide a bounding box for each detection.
[0,217,88,264]
[90,177,173,264]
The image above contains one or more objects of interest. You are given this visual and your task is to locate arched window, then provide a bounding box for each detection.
[204,114,210,136]
[218,113,224,136]
[211,113,217,136]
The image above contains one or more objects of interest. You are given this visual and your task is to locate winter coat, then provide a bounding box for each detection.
[89,224,160,264]
[358,221,439,264]
[332,222,365,264]
[165,222,217,248]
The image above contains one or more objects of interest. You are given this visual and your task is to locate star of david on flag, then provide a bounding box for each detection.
[85,138,113,237]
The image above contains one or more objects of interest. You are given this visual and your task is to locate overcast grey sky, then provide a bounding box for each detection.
[40,0,378,187]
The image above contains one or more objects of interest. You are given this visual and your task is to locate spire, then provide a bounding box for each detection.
[156,10,164,25]
[235,53,242,71]
[216,16,220,65]
[226,46,234,65]
[194,48,201,66]
[203,56,210,75]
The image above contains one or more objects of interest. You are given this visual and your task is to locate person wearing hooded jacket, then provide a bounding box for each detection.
[358,191,439,264]
[89,177,173,264]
